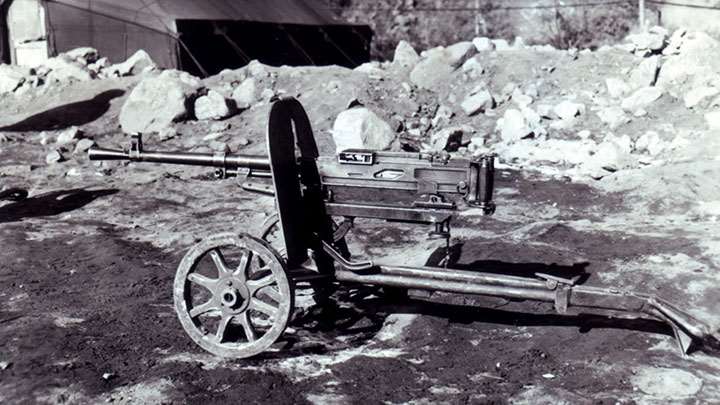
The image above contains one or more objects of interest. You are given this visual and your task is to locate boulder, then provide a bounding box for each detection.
[705,111,720,130]
[331,107,395,153]
[461,57,484,77]
[657,31,720,89]
[621,87,663,111]
[107,50,156,77]
[44,55,94,82]
[429,127,465,152]
[393,40,420,69]
[553,100,585,120]
[445,41,476,68]
[492,39,511,51]
[635,131,666,156]
[497,109,532,142]
[472,37,495,52]
[74,139,96,154]
[460,89,495,116]
[626,28,666,52]
[231,77,258,109]
[606,78,630,98]
[628,56,660,89]
[409,57,455,92]
[56,127,82,145]
[0,64,29,93]
[195,90,232,121]
[597,107,630,129]
[119,70,203,134]
[684,86,719,109]
[512,88,533,108]
[46,150,64,165]
[63,47,99,65]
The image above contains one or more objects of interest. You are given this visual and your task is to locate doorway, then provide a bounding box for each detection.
[7,0,48,66]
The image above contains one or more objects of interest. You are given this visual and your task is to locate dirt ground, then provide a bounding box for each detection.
[2,39,720,403]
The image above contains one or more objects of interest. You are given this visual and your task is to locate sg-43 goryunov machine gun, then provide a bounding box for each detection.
[89,97,719,359]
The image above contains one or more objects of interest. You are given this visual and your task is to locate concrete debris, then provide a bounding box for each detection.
[231,78,258,109]
[472,37,495,52]
[461,56,484,77]
[106,50,157,77]
[194,90,232,121]
[209,140,230,152]
[63,47,99,65]
[332,107,395,153]
[409,56,455,92]
[119,70,202,134]
[445,41,477,68]
[628,56,660,89]
[597,107,630,129]
[56,127,83,145]
[429,127,466,152]
[684,86,719,109]
[393,40,420,69]
[512,88,533,108]
[44,55,94,83]
[626,27,667,53]
[553,100,585,120]
[621,86,663,111]
[497,109,533,142]
[74,139,96,154]
[492,39,511,51]
[432,105,454,127]
[158,128,178,142]
[635,131,666,156]
[46,150,64,165]
[461,89,495,116]
[657,31,720,90]
[0,64,30,94]
[705,111,720,130]
[606,77,631,98]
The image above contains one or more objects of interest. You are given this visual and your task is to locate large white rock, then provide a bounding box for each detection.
[461,89,494,116]
[119,70,203,134]
[393,40,420,69]
[195,90,232,121]
[606,77,630,98]
[626,29,667,52]
[409,56,455,92]
[597,107,630,129]
[0,64,29,93]
[472,37,495,52]
[621,87,663,111]
[553,100,585,120]
[429,127,465,152]
[628,56,660,89]
[332,107,395,153]
[107,50,156,77]
[44,55,94,82]
[231,78,258,110]
[63,47,99,65]
[497,109,532,142]
[657,31,720,89]
[684,86,719,109]
[445,41,476,68]
[705,111,720,130]
[56,127,82,145]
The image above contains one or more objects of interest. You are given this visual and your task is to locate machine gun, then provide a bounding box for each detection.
[89,97,719,359]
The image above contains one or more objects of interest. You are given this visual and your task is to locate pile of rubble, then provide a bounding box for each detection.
[0,48,156,96]
[4,26,720,186]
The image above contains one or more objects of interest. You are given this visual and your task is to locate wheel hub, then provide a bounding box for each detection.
[218,278,250,312]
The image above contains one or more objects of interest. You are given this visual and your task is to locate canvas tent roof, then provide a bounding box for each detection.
[2,0,343,35]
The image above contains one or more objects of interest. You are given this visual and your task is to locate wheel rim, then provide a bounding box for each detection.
[174,233,293,358]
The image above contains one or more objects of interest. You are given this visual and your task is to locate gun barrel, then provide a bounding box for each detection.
[88,146,270,171]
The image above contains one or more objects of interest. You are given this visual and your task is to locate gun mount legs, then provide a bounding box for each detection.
[174,233,294,358]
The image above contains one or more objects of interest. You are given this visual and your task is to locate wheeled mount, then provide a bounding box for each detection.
[88,97,720,358]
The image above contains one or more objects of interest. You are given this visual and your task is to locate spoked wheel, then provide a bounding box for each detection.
[174,233,294,358]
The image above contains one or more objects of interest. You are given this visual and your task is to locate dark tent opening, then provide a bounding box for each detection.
[0,0,373,77]
[176,20,372,77]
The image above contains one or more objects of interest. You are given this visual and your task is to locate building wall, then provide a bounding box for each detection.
[658,1,720,35]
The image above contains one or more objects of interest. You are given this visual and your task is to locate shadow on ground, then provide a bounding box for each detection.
[0,89,125,131]
[0,188,118,223]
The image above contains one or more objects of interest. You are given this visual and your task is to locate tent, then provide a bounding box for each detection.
[0,0,372,76]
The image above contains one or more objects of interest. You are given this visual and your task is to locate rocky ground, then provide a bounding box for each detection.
[1,27,720,404]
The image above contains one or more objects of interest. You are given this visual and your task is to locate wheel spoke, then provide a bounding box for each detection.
[248,273,275,292]
[189,299,219,318]
[236,250,252,279]
[239,312,257,342]
[250,299,278,318]
[187,273,217,291]
[260,286,282,303]
[209,249,231,276]
[215,314,233,343]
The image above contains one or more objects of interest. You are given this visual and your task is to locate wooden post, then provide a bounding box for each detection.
[475,0,481,36]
